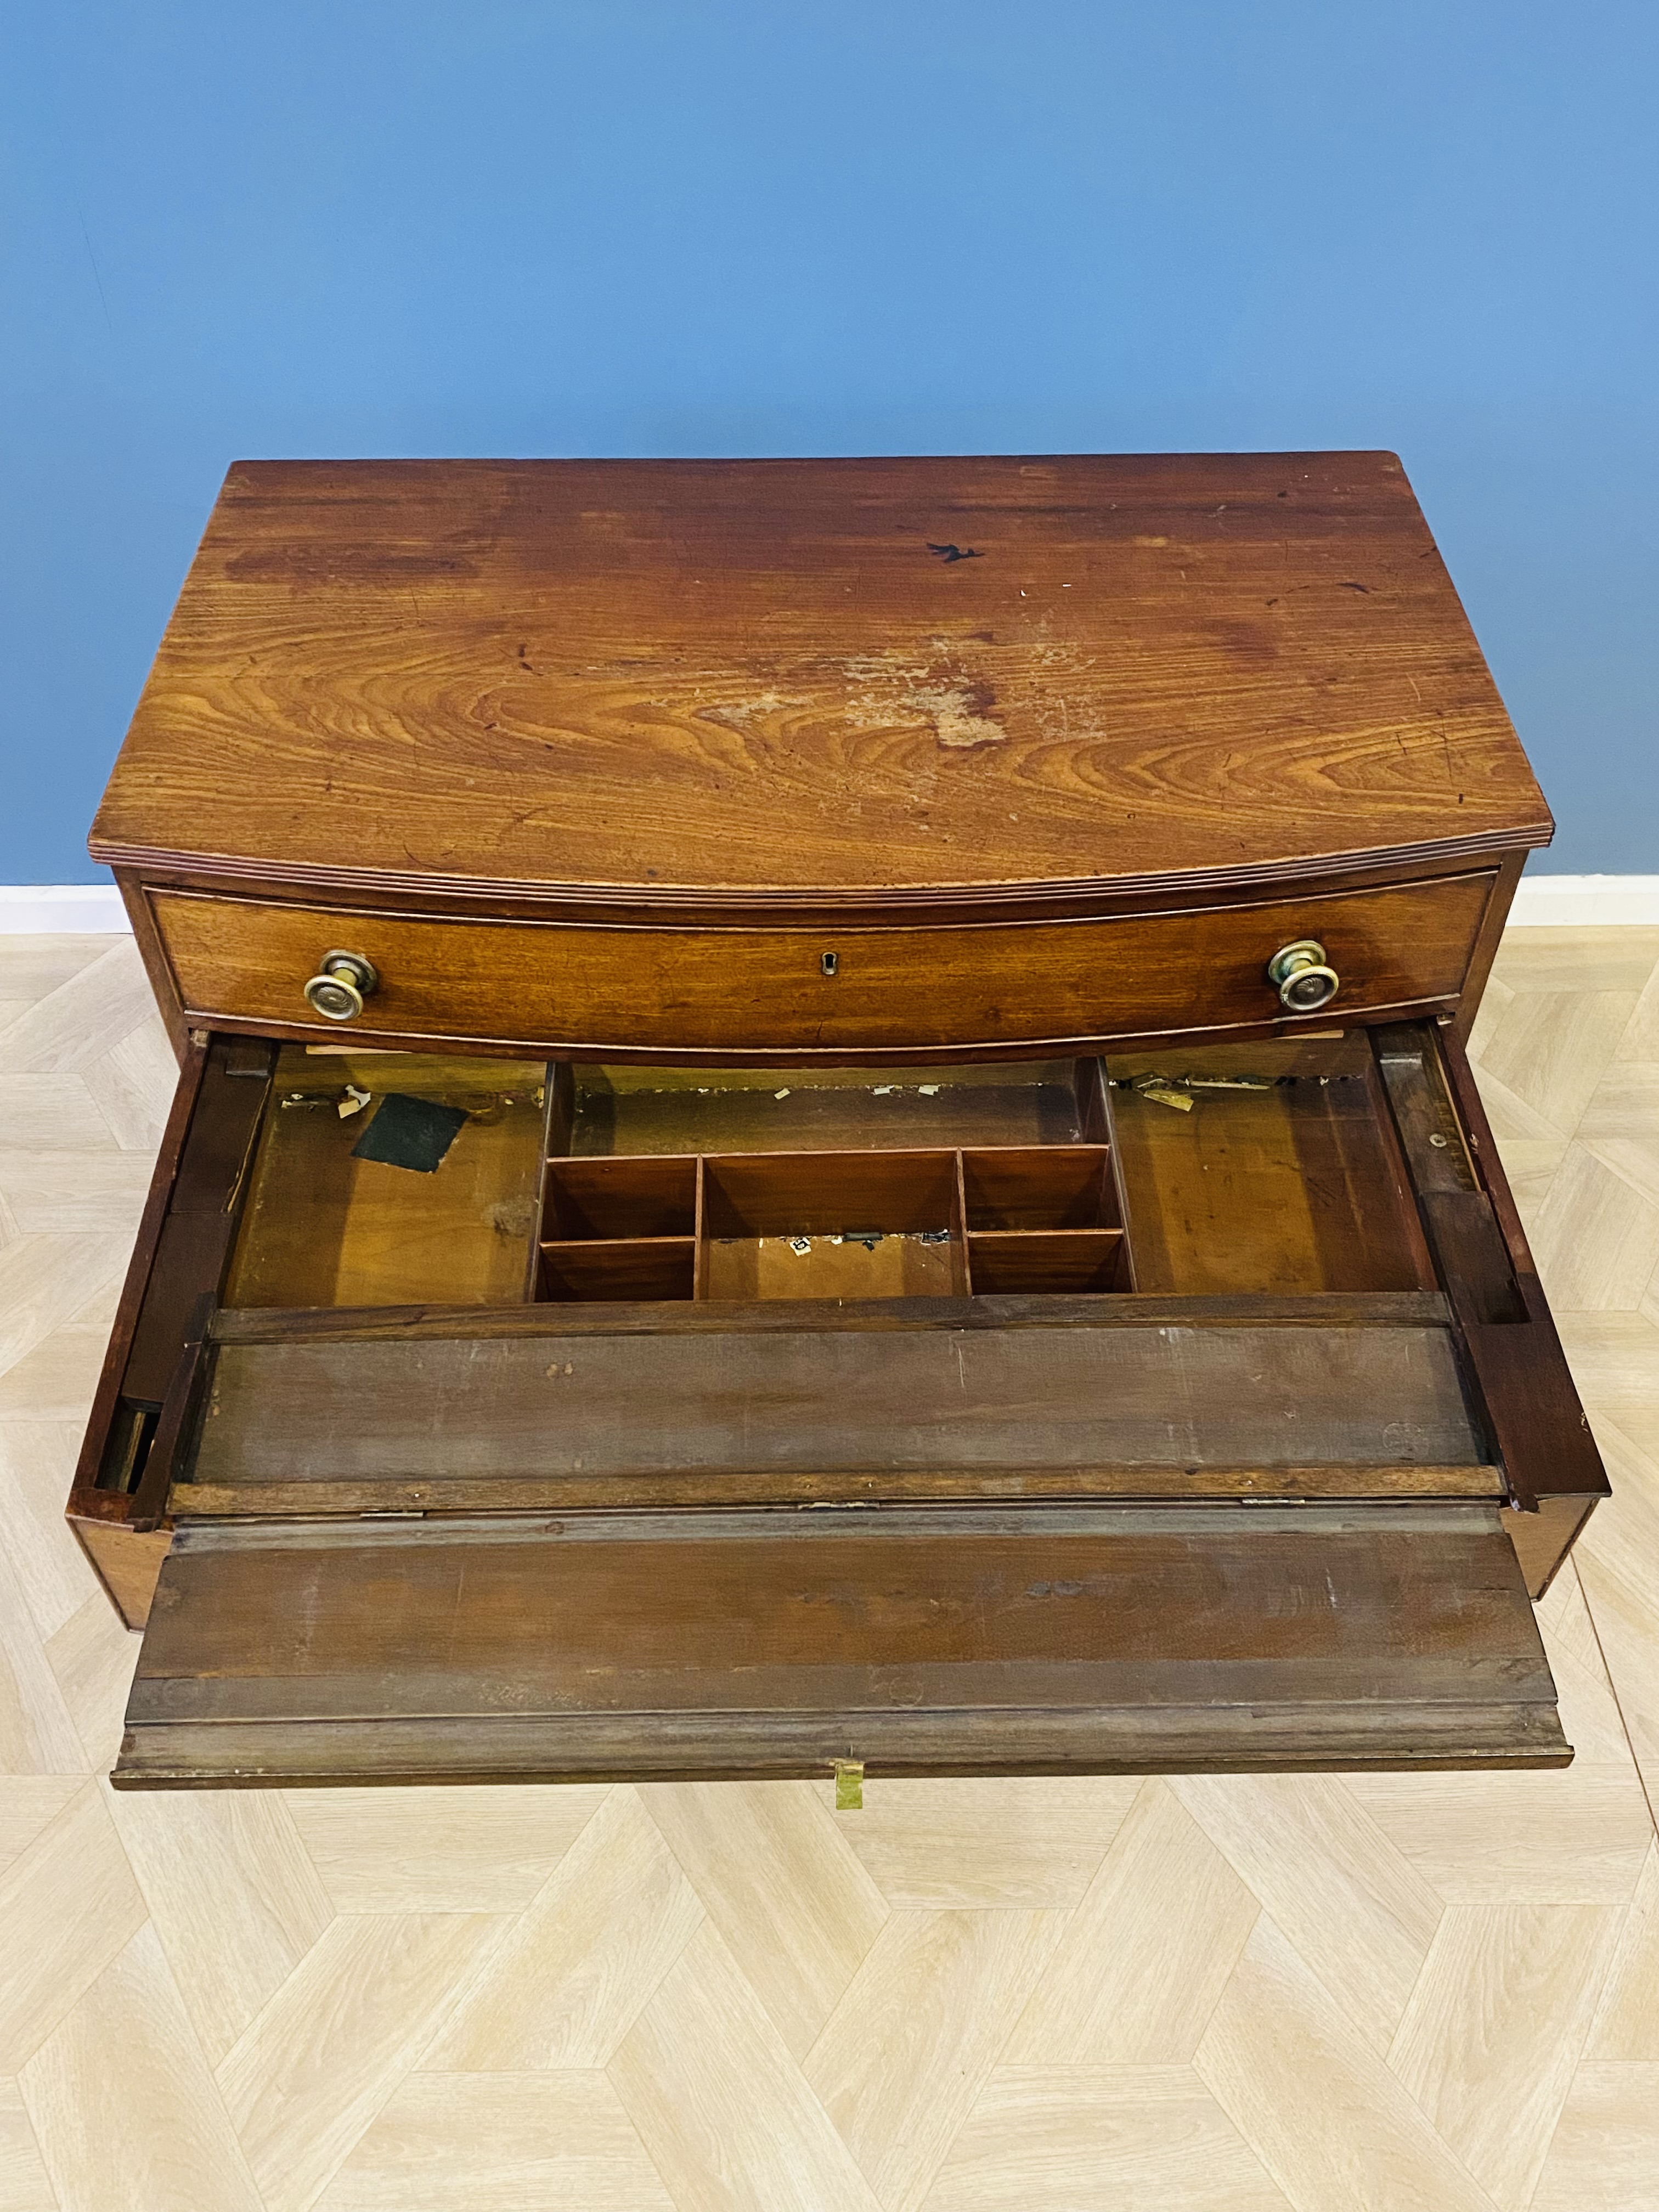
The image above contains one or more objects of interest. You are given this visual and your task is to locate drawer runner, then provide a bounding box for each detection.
[114,1503,1568,1786]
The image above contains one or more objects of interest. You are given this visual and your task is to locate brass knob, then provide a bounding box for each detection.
[1267,938,1339,1013]
[303,949,379,1022]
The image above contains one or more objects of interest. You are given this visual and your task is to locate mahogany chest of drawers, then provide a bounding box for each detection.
[66,453,1605,1786]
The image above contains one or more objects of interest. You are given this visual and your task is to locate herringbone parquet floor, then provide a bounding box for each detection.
[2,927,1657,2212]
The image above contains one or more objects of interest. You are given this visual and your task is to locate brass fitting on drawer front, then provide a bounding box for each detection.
[303,950,380,1022]
[1267,938,1340,1013]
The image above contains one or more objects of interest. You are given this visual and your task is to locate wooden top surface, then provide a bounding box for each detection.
[92,453,1551,915]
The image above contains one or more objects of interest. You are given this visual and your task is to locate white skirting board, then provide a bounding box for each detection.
[1505,876,1659,926]
[0,884,133,931]
[1,876,1656,933]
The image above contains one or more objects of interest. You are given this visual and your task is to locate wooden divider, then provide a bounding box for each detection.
[537,1144,1126,1303]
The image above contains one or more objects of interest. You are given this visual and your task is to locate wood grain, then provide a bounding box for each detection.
[0,1421,104,1643]
[0,1538,87,1773]
[115,1505,1566,1785]
[1346,1765,1654,1906]
[1382,1022,1610,1530]
[314,2070,676,2212]
[185,1321,1485,1489]
[144,873,1493,1060]
[1387,1904,1624,2208]
[1106,1043,1434,1295]
[802,1908,1068,2212]
[223,1047,547,1310]
[1588,1842,1659,2058]
[640,1782,888,2061]
[608,1920,886,2212]
[1174,1772,1443,2052]
[284,1782,611,1913]
[63,1032,251,1622]
[1196,1915,1497,2212]
[927,2065,1290,2212]
[107,1785,335,2064]
[811,1774,1139,1910]
[204,1288,1454,1338]
[19,1922,263,2212]
[168,1465,1502,1520]
[215,1911,506,2212]
[422,1788,704,2069]
[0,1776,80,1872]
[1005,1781,1259,2063]
[92,455,1551,913]
[0,2076,57,2212]
[0,1785,145,2073]
[1533,2060,1659,2212]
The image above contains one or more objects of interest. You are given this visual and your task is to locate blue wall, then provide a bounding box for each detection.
[4,2,1654,882]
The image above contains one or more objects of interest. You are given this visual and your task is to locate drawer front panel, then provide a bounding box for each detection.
[115,1504,1567,1786]
[150,874,1494,1058]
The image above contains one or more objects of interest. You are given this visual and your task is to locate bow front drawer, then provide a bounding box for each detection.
[146,873,1496,1061]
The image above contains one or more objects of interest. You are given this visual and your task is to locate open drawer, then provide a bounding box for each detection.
[68,1025,1606,1785]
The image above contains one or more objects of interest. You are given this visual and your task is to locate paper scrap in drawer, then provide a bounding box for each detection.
[351,1093,470,1172]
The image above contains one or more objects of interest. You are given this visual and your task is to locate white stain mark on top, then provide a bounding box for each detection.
[838,648,1007,749]
[902,684,1005,748]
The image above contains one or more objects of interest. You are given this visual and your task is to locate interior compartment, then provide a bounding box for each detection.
[535,1058,1122,1304]
[534,1144,1131,1304]
[189,1036,1442,1314]
[202,1051,1132,1316]
[70,1017,1609,1647]
[1103,1033,1436,1296]
[564,1059,1104,1156]
[542,1156,698,1239]
[967,1231,1125,1295]
[699,1150,964,1300]
[224,1047,550,1308]
[960,1146,1116,1230]
[538,1239,697,1303]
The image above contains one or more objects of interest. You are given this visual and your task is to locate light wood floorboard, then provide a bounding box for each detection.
[0,2074,58,2212]
[1387,1903,1625,2208]
[0,1785,145,2074]
[108,1787,336,2067]
[1532,2059,1659,2212]
[314,2070,676,2212]
[922,2066,1291,2212]
[285,1782,614,1915]
[425,1788,705,2072]
[803,1907,1068,2212]
[20,1922,263,2212]
[1004,1780,1259,2065]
